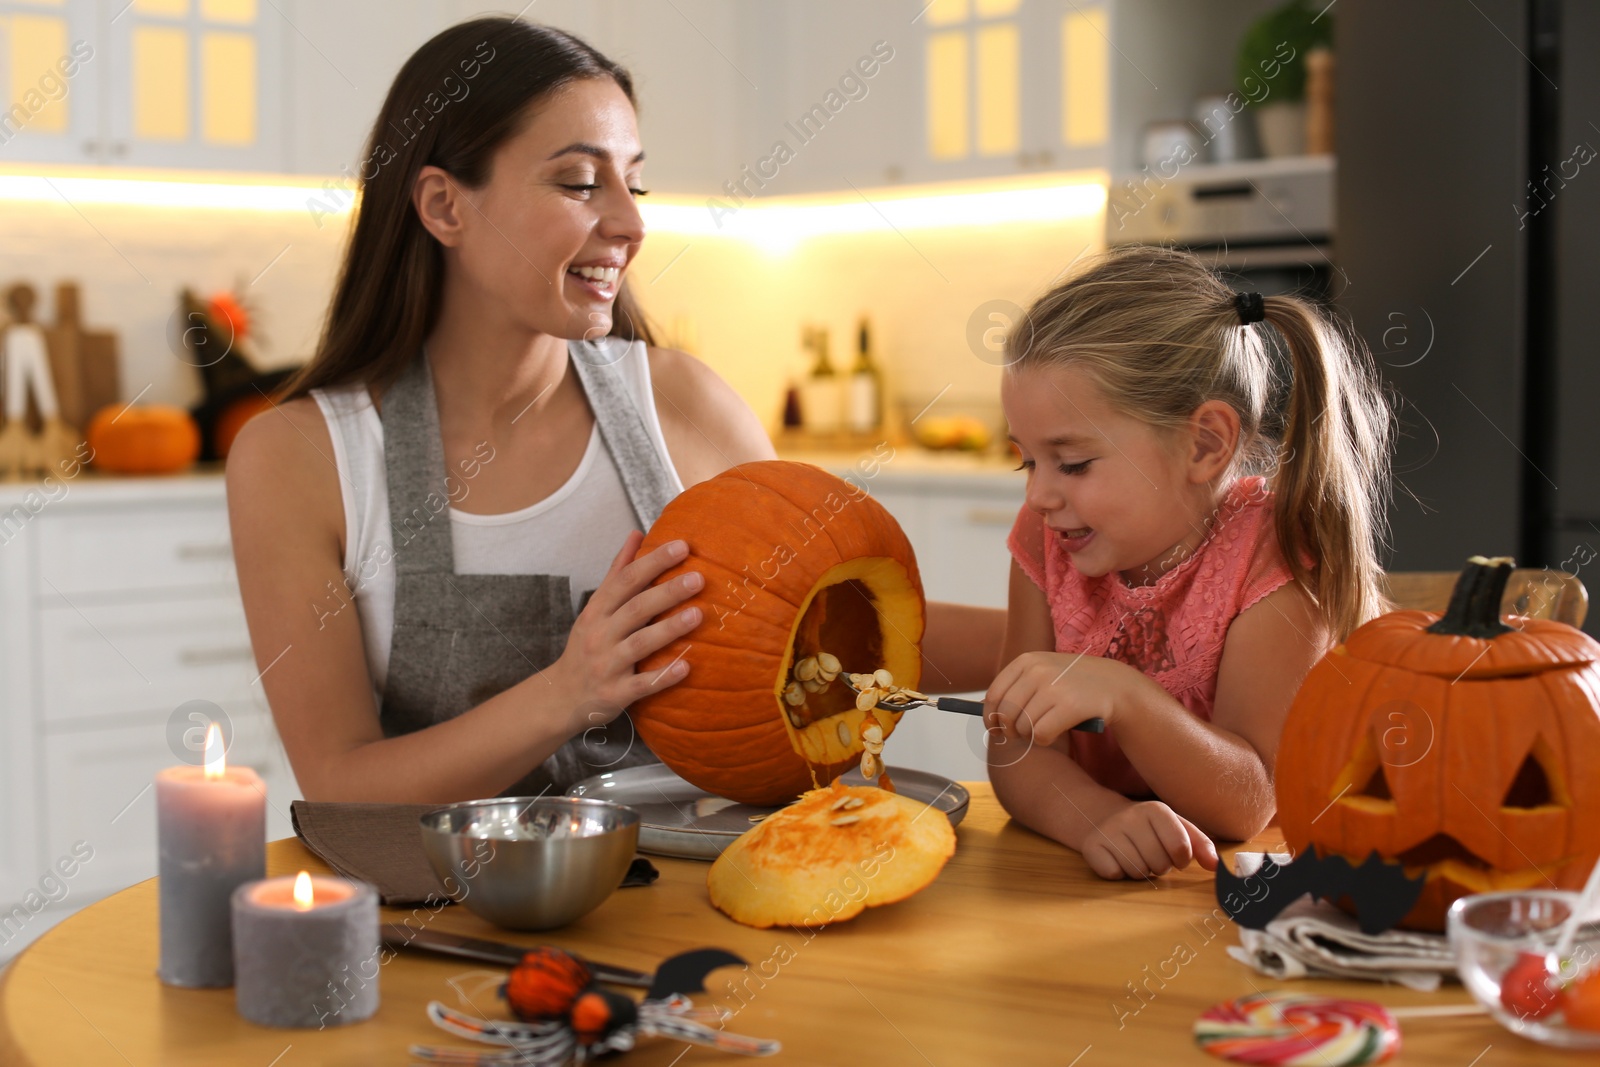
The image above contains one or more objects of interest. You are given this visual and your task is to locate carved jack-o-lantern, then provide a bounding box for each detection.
[1276,557,1600,931]
[633,461,925,806]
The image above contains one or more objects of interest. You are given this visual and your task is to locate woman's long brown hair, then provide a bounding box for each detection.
[1006,245,1393,640]
[279,17,654,402]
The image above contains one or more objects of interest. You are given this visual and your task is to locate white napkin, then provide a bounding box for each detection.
[1227,896,1456,992]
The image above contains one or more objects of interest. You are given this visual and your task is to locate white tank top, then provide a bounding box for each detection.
[310,339,686,697]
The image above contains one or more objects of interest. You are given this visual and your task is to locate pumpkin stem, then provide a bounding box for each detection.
[1426,555,1516,638]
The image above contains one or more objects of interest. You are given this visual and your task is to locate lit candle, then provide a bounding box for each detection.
[231,870,380,1028]
[155,723,266,987]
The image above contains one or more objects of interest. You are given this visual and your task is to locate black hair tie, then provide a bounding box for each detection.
[1234,291,1265,325]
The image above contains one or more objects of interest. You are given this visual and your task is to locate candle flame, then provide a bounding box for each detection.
[202,723,225,779]
[293,870,314,910]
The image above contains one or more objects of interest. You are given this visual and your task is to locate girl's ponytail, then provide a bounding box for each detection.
[1262,297,1393,638]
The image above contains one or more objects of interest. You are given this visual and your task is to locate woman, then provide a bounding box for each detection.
[228,17,1003,803]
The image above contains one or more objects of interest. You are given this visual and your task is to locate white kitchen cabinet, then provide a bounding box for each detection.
[0,0,286,169]
[863,469,1021,609]
[280,0,458,175]
[0,474,301,964]
[37,597,257,725]
[0,490,39,931]
[0,0,103,164]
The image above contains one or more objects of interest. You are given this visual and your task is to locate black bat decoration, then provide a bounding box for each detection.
[1216,849,1427,935]
[647,948,750,1002]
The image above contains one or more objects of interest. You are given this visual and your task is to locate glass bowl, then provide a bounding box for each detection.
[1448,890,1600,1048]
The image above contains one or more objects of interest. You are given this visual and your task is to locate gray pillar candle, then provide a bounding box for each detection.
[155,758,266,988]
[232,874,380,1029]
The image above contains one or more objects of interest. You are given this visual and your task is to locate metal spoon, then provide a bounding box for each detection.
[840,676,1105,733]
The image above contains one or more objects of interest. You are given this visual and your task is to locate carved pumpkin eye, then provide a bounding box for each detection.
[1500,737,1567,810]
[1329,731,1397,812]
[1356,762,1393,801]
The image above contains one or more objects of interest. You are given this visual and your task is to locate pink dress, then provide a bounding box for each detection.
[1006,475,1296,797]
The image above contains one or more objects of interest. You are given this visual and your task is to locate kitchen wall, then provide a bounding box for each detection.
[629,188,1105,434]
[1,193,348,411]
[0,180,1104,433]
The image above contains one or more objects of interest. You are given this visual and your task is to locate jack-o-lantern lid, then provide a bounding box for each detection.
[1343,557,1598,680]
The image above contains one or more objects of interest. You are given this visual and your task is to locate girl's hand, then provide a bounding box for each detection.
[549,531,703,729]
[1083,800,1219,880]
[984,650,1145,747]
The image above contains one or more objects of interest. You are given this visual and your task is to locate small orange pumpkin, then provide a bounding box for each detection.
[633,461,924,806]
[213,393,274,459]
[1276,556,1600,930]
[85,404,201,474]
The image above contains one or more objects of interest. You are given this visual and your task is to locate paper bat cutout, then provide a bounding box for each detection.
[1216,849,1427,935]
[647,948,749,1002]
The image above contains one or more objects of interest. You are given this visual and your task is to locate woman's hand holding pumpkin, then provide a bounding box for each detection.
[984,650,1152,746]
[1082,799,1219,880]
[547,530,703,729]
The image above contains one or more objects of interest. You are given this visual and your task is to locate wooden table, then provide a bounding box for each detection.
[0,785,1549,1065]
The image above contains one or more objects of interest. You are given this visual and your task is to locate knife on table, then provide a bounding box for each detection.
[381,923,653,988]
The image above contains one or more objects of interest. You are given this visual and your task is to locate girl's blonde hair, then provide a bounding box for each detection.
[1006,245,1392,640]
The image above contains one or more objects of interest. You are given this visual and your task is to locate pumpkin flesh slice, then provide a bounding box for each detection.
[772,558,922,787]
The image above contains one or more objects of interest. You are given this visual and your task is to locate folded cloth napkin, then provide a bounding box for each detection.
[290,800,659,906]
[1227,896,1457,992]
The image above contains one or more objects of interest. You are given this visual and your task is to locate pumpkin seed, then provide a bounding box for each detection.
[802,677,827,694]
[849,673,874,689]
[829,794,854,811]
[860,750,881,779]
[873,669,894,688]
[830,814,861,826]
[842,796,865,810]
[855,688,880,712]
[836,721,851,746]
[817,652,841,676]
[862,740,884,755]
[862,723,884,745]
[795,657,819,682]
[784,682,805,706]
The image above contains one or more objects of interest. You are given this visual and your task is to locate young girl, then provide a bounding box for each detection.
[986,245,1392,881]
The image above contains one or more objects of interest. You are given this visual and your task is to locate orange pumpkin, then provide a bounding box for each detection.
[633,461,924,806]
[213,393,274,459]
[85,404,202,474]
[1276,557,1600,931]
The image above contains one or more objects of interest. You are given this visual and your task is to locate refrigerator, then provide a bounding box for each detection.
[1335,0,1599,635]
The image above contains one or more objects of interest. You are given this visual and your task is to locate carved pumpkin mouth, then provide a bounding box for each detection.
[1383,834,1568,893]
[1393,833,1492,870]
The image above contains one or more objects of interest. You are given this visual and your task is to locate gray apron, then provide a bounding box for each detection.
[378,340,677,796]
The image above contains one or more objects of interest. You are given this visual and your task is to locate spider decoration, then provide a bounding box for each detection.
[410,946,780,1065]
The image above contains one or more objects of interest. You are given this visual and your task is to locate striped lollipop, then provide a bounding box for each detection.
[1195,993,1401,1066]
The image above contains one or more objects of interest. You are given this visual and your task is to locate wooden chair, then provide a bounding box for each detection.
[1383,568,1589,628]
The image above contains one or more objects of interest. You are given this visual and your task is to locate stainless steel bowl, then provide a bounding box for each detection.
[419,797,640,930]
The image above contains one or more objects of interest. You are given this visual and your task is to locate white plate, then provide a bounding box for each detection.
[567,764,970,860]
